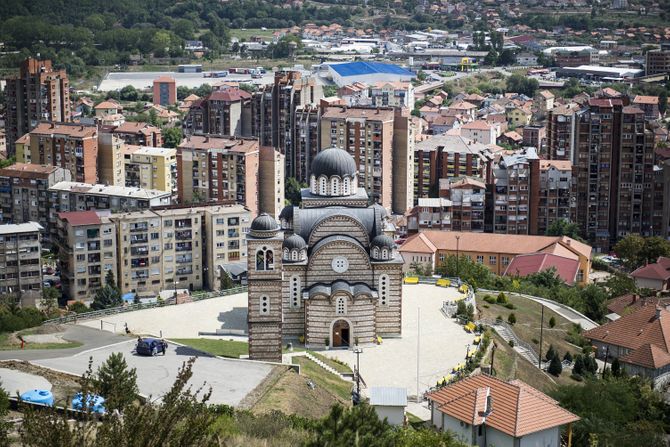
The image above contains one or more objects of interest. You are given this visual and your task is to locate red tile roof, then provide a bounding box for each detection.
[606,294,667,316]
[208,88,252,102]
[620,343,670,369]
[57,210,102,226]
[631,257,670,281]
[504,253,579,285]
[427,374,579,437]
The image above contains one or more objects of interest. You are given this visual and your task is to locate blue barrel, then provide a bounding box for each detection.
[71,393,106,414]
[20,389,54,406]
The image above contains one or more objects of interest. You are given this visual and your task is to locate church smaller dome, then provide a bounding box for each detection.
[250,213,280,238]
[283,234,307,250]
[370,203,388,219]
[371,234,396,250]
[311,148,357,179]
[279,205,294,221]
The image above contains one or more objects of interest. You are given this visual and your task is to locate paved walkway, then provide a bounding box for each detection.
[318,284,476,399]
[0,368,51,395]
[479,289,598,330]
[78,292,249,339]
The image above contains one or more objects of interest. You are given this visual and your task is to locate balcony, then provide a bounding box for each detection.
[175,230,192,240]
[130,235,148,244]
[130,223,148,232]
[131,246,149,256]
[131,258,149,268]
[176,242,193,252]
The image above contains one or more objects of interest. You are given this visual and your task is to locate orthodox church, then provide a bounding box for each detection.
[246,148,404,362]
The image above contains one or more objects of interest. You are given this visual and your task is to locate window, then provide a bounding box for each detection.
[489,256,497,265]
[319,176,327,195]
[379,274,389,306]
[290,275,301,309]
[476,255,484,264]
[502,256,510,266]
[256,247,274,271]
[336,297,346,315]
[260,295,270,315]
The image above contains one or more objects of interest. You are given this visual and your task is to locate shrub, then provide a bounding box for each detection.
[532,338,539,345]
[507,313,516,325]
[563,351,573,363]
[496,315,503,323]
[504,303,516,310]
[483,295,496,304]
[68,301,89,314]
[545,345,556,362]
[573,354,584,375]
[483,304,490,309]
[508,339,515,347]
[570,372,583,381]
[548,354,563,376]
[549,316,556,328]
[496,292,508,304]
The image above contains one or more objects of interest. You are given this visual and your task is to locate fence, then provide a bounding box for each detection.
[43,286,248,325]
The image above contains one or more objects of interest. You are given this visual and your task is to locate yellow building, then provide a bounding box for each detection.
[123,145,177,194]
[399,230,592,286]
[507,106,532,127]
[14,133,31,163]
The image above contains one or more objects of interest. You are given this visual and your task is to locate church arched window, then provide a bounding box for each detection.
[291,249,298,261]
[336,297,346,315]
[256,247,274,271]
[283,248,290,260]
[343,177,350,195]
[319,176,327,195]
[310,175,317,194]
[381,248,389,260]
[265,249,274,270]
[256,250,265,271]
[331,177,340,195]
[372,246,379,259]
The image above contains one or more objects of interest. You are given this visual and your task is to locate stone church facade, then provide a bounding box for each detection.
[246,148,404,362]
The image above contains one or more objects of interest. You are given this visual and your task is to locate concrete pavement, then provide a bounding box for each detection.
[0,368,51,396]
[33,340,275,406]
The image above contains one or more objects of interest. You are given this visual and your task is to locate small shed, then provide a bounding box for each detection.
[369,387,407,426]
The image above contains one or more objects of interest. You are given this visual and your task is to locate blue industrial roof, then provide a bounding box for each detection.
[330,61,414,78]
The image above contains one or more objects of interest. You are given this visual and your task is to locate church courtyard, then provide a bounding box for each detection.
[320,283,476,398]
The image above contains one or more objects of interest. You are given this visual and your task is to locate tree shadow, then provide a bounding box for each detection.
[217,307,248,333]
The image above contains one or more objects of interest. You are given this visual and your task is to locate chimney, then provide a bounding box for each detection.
[484,394,493,416]
[632,294,638,303]
[566,239,571,245]
[656,306,662,319]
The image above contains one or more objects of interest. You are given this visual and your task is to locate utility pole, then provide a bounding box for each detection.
[353,347,362,405]
[538,305,544,369]
[416,307,420,401]
[455,235,460,278]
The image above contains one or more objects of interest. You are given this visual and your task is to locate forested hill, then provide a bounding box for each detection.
[0,0,360,74]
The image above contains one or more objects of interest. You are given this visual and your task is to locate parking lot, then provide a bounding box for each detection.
[32,339,275,406]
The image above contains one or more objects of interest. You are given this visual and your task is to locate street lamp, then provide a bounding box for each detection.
[455,235,461,278]
[353,347,363,405]
[173,280,179,305]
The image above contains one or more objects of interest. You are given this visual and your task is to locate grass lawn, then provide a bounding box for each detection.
[292,356,353,402]
[171,338,249,358]
[308,351,353,374]
[477,293,582,362]
[0,332,82,351]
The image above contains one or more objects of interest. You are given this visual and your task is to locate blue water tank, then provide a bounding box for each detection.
[20,389,54,406]
[71,393,106,414]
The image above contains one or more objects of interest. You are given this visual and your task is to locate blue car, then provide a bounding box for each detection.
[135,337,167,356]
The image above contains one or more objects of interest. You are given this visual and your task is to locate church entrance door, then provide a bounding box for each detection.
[332,320,350,347]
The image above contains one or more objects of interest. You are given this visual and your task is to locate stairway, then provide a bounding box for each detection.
[490,323,541,367]
[304,352,341,376]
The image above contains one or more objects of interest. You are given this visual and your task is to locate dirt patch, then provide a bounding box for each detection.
[251,368,345,419]
[0,360,82,404]
[22,333,68,344]
[237,365,288,410]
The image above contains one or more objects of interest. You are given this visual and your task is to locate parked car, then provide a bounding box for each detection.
[135,337,167,356]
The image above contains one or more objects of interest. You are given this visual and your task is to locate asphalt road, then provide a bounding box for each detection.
[32,340,274,406]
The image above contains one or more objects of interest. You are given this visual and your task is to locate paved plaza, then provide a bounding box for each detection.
[321,284,476,398]
[32,340,274,406]
[79,292,249,339]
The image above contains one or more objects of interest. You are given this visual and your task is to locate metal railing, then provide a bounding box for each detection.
[479,317,542,367]
[43,286,248,325]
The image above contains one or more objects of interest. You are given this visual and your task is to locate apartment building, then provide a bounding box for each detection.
[0,163,71,239]
[153,76,177,106]
[123,145,177,194]
[460,120,497,145]
[202,205,251,290]
[369,81,414,108]
[56,210,116,302]
[5,58,71,157]
[406,197,452,233]
[293,105,321,183]
[392,108,417,214]
[48,181,171,215]
[0,222,43,306]
[98,131,125,187]
[414,134,493,202]
[538,160,573,235]
[176,135,261,215]
[103,122,162,147]
[632,95,662,120]
[646,42,670,76]
[259,146,285,219]
[182,88,252,137]
[439,177,486,232]
[20,122,98,184]
[320,106,395,209]
[522,125,546,152]
[547,103,583,161]
[573,99,656,251]
[490,148,540,235]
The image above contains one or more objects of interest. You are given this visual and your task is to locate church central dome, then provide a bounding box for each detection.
[311,148,357,179]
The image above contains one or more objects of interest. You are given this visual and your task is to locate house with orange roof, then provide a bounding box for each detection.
[94,99,122,118]
[632,95,661,120]
[427,374,579,447]
[460,120,498,145]
[584,304,670,387]
[631,256,670,291]
[399,230,592,284]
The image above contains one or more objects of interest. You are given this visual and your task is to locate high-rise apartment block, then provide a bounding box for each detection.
[0,163,71,239]
[259,146,285,219]
[547,103,583,161]
[98,131,125,187]
[152,76,177,106]
[5,58,71,157]
[182,88,252,137]
[102,122,162,147]
[439,177,486,232]
[19,123,98,184]
[293,105,321,183]
[537,160,573,235]
[122,146,177,194]
[56,210,117,302]
[646,42,670,76]
[0,222,44,306]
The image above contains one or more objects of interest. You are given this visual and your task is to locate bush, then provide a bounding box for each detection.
[549,316,556,328]
[570,372,583,382]
[504,303,516,310]
[563,351,573,363]
[531,338,539,345]
[496,292,508,304]
[483,304,490,309]
[68,301,89,314]
[508,339,515,347]
[496,315,503,323]
[0,306,45,333]
[545,345,556,362]
[507,313,516,325]
[483,295,496,304]
[548,354,563,376]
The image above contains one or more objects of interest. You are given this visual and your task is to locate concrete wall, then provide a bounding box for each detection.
[519,427,559,447]
[442,414,473,445]
[486,428,515,447]
[634,277,666,291]
[373,405,404,426]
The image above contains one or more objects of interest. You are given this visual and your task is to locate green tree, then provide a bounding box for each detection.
[611,357,622,377]
[573,354,584,375]
[162,127,183,148]
[552,376,668,447]
[0,381,9,447]
[602,274,637,299]
[40,287,60,316]
[151,30,172,57]
[580,284,608,322]
[548,316,556,328]
[94,353,138,412]
[285,177,306,206]
[505,73,539,97]
[436,255,492,290]
[91,271,122,310]
[119,85,139,101]
[456,300,467,319]
[545,219,584,241]
[306,404,396,447]
[507,313,516,325]
[563,351,573,363]
[614,234,646,269]
[219,271,234,290]
[545,344,556,362]
[548,353,563,376]
[148,108,159,126]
